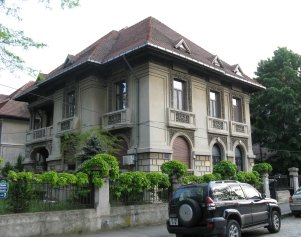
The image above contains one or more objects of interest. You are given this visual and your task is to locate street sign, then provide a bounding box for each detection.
[0,178,9,199]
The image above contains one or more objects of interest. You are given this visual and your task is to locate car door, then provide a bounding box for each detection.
[241,183,269,225]
[229,184,253,227]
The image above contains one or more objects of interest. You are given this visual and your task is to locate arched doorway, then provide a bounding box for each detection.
[212,144,222,166]
[172,136,190,168]
[235,146,243,171]
[30,147,49,172]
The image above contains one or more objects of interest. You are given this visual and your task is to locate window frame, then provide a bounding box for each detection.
[63,85,77,119]
[115,80,128,110]
[207,85,224,119]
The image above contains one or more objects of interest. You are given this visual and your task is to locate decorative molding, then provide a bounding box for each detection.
[208,134,227,147]
[230,137,248,151]
[169,128,195,146]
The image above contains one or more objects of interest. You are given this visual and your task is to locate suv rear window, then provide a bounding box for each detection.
[171,185,207,204]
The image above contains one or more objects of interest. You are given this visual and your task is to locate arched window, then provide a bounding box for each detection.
[212,144,221,166]
[235,146,243,171]
[172,136,190,168]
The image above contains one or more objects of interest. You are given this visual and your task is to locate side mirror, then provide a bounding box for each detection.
[261,193,266,199]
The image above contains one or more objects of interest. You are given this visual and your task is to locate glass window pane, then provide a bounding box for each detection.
[174,80,183,90]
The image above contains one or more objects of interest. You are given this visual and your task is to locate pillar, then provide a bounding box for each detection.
[262,173,270,198]
[95,178,110,216]
[288,167,299,192]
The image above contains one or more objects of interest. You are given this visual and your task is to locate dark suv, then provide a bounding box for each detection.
[167,180,281,237]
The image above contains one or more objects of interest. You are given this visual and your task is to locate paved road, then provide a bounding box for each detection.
[69,215,300,237]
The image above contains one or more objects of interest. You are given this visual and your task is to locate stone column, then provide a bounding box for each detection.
[288,167,299,192]
[95,178,110,216]
[262,173,270,198]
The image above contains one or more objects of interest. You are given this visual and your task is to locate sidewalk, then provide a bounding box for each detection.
[279,202,291,217]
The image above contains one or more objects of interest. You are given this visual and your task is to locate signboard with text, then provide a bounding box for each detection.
[0,178,9,199]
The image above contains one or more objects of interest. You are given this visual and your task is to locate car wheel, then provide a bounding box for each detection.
[268,210,281,233]
[177,198,200,227]
[226,220,241,237]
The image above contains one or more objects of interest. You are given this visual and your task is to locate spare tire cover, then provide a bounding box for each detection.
[177,198,201,227]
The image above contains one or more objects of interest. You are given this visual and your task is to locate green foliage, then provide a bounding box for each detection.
[213,160,237,180]
[251,47,301,172]
[97,154,119,180]
[1,161,14,177]
[79,135,103,162]
[237,171,261,188]
[14,155,24,172]
[0,156,3,166]
[75,172,89,186]
[79,129,122,158]
[0,0,79,74]
[182,173,221,184]
[146,172,170,189]
[61,132,80,166]
[161,160,188,180]
[112,171,150,201]
[79,154,112,187]
[203,173,221,182]
[253,162,273,175]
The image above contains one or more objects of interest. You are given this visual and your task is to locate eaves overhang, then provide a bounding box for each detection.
[17,41,265,100]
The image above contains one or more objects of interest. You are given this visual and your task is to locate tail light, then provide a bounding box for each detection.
[289,196,293,203]
[206,196,216,210]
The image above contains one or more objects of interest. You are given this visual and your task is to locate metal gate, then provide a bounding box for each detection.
[269,174,293,199]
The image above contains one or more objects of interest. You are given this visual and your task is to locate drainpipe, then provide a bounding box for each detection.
[122,55,139,171]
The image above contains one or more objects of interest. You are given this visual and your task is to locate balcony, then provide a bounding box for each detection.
[26,126,53,143]
[102,109,133,130]
[57,117,80,133]
[207,116,229,135]
[230,121,249,138]
[167,108,196,130]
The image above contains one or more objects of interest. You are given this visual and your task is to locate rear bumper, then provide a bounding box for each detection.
[289,203,301,211]
[167,217,226,236]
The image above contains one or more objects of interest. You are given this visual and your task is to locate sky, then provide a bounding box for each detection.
[1,0,301,95]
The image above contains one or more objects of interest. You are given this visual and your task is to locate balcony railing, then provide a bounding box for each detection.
[167,108,196,129]
[230,121,249,137]
[57,117,79,133]
[207,116,229,135]
[102,109,132,130]
[26,126,53,143]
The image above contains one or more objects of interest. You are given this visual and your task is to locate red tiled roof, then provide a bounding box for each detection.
[42,17,264,90]
[0,81,34,119]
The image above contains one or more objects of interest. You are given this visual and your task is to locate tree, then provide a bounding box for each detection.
[250,47,301,173]
[0,0,79,74]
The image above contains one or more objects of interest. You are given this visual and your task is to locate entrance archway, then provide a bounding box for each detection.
[30,147,49,172]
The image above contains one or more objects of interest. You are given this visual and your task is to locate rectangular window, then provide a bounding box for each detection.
[232,97,242,122]
[66,91,75,118]
[209,91,221,118]
[173,80,184,110]
[115,81,128,110]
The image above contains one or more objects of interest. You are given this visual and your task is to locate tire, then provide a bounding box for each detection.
[177,198,201,227]
[226,220,241,237]
[268,210,281,233]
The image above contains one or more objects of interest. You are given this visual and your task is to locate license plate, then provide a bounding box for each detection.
[169,218,178,226]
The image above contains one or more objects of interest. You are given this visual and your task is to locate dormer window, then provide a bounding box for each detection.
[64,54,74,68]
[212,55,223,68]
[174,39,191,54]
[233,65,244,77]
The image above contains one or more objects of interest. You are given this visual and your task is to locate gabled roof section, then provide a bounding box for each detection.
[64,54,75,68]
[174,39,191,54]
[211,55,224,68]
[28,16,264,92]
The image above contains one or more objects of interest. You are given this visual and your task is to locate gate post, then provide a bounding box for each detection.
[95,178,110,216]
[262,173,270,198]
[288,167,299,192]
